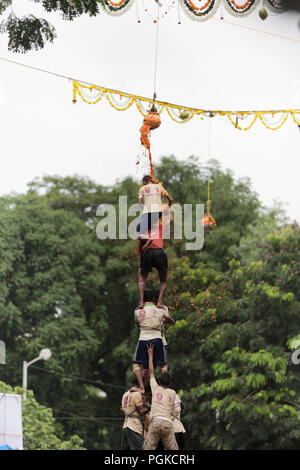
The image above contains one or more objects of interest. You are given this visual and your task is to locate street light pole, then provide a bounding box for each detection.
[22,349,52,400]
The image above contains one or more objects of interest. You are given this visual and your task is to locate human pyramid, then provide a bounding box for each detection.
[120,174,186,451]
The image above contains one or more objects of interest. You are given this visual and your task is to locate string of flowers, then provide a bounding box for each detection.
[73,81,300,131]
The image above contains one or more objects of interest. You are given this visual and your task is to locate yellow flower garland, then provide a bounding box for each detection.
[73,81,300,131]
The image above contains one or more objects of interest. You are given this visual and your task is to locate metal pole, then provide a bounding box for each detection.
[22,361,28,400]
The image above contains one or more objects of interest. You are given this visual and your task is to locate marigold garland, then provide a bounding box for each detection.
[101,0,134,15]
[223,0,257,16]
[73,81,300,131]
[98,0,285,21]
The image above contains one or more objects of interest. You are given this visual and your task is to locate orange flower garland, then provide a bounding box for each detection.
[140,108,161,180]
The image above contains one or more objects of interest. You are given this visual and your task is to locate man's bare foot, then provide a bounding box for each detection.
[156,303,164,309]
[136,303,144,309]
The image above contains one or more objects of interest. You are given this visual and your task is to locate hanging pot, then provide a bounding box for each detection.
[202,212,217,231]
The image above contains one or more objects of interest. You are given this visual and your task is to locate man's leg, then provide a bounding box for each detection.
[137,271,148,309]
[157,270,167,308]
[142,421,161,450]
[132,363,144,393]
[121,428,129,450]
[175,432,185,450]
[126,428,144,450]
[160,422,179,450]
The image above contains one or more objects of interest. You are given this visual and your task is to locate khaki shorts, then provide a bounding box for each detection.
[142,419,179,451]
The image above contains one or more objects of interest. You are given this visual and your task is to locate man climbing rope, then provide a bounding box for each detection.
[142,344,179,451]
[133,290,175,393]
[137,203,173,309]
[120,377,150,450]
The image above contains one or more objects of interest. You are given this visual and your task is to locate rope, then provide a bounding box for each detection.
[207,113,213,212]
[212,17,300,45]
[1,56,300,118]
[153,1,161,100]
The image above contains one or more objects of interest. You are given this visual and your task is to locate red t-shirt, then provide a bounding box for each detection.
[139,222,169,253]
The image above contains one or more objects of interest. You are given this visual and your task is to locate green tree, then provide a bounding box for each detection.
[0,156,282,449]
[167,225,300,449]
[0,381,85,449]
[0,0,103,53]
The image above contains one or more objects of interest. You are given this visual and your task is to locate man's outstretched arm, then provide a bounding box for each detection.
[146,343,155,379]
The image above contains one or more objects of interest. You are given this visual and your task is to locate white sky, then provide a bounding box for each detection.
[0,1,299,221]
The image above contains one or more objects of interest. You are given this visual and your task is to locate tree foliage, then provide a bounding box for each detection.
[0,0,103,52]
[0,381,85,449]
[0,156,299,450]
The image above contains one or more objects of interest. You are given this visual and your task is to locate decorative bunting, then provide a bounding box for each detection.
[101,0,135,16]
[99,0,285,21]
[73,81,300,131]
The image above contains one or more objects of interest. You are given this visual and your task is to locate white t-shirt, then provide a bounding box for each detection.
[171,394,186,433]
[138,183,168,214]
[121,390,143,435]
[135,303,169,341]
[149,377,176,424]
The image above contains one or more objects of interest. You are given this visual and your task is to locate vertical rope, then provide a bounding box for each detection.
[207,115,212,213]
[153,2,160,100]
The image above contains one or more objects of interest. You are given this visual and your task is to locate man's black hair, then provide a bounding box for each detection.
[144,290,155,302]
[143,175,153,184]
[157,373,172,388]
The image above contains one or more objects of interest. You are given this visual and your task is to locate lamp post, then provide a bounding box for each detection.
[22,348,52,400]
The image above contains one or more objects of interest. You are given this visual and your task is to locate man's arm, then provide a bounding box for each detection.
[138,187,144,206]
[163,309,175,325]
[166,193,174,207]
[146,343,155,379]
[160,185,173,207]
[134,310,141,326]
[142,238,153,251]
[136,402,151,417]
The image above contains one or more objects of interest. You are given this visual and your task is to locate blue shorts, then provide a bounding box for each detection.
[136,212,162,235]
[132,338,167,367]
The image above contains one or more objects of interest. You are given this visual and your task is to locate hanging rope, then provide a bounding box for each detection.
[207,114,212,210]
[153,1,160,101]
[139,1,162,181]
[203,112,217,231]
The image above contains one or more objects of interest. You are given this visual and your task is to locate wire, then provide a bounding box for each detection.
[30,365,126,391]
[212,17,300,45]
[214,112,300,156]
[54,417,123,421]
[161,0,300,45]
[2,55,299,116]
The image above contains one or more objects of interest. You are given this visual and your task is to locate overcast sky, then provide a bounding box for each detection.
[0,1,299,221]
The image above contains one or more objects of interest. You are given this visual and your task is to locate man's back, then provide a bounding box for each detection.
[121,390,143,435]
[138,183,168,214]
[135,302,167,341]
[149,377,176,423]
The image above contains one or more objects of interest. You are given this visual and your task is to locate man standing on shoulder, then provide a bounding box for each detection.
[133,290,175,393]
[120,378,150,450]
[142,344,179,451]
